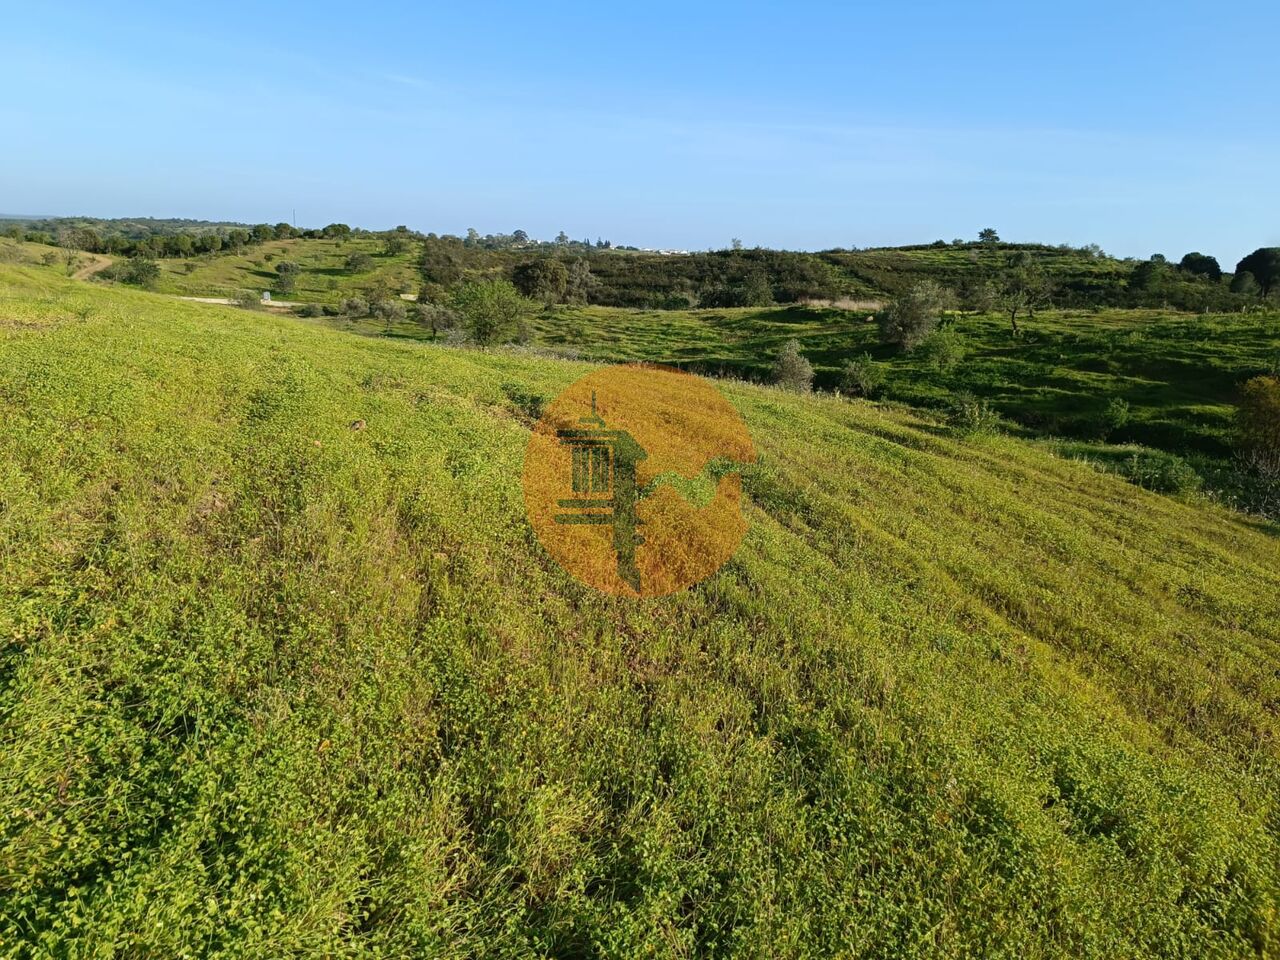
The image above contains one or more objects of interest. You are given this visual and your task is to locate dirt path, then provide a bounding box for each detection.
[176,295,303,309]
[71,253,113,280]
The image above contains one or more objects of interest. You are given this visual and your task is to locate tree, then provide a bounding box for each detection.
[413,302,456,339]
[742,271,774,307]
[731,238,744,251]
[839,353,886,397]
[1129,257,1172,299]
[1235,248,1280,297]
[115,257,160,287]
[772,339,814,392]
[420,244,463,288]
[274,260,300,295]
[322,223,352,240]
[345,252,374,273]
[879,280,950,350]
[372,298,407,332]
[997,252,1053,335]
[1238,376,1280,481]
[1179,252,1222,281]
[384,235,409,256]
[1231,271,1260,296]
[555,231,570,246]
[450,278,530,346]
[252,224,275,242]
[917,328,966,373]
[566,258,595,305]
[512,259,568,303]
[978,228,1001,244]
[512,229,529,245]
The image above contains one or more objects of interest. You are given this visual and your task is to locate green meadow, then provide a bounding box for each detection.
[147,236,421,302]
[335,298,1280,495]
[3,262,1279,956]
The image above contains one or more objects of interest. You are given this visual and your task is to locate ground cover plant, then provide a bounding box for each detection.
[2,263,1279,956]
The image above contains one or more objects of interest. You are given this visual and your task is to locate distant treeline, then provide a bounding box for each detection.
[6,216,1277,312]
[421,230,1278,313]
[1,217,374,259]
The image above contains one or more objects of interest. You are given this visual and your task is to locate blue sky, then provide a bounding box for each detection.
[4,1,1277,266]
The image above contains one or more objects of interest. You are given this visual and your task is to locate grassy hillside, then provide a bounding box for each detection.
[147,236,421,302]
[2,265,1279,956]
[340,299,1280,480]
[543,304,1279,450]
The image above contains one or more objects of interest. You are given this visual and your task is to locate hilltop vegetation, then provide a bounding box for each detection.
[7,217,1276,316]
[2,263,1279,956]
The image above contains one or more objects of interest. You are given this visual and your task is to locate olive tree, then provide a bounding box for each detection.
[450,278,531,346]
[879,280,950,351]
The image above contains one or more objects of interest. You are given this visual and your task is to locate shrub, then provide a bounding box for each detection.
[1238,376,1280,463]
[879,280,950,352]
[340,296,369,316]
[372,299,407,324]
[1120,450,1202,494]
[450,279,531,346]
[501,382,545,421]
[1099,397,1131,439]
[916,328,966,373]
[232,289,262,309]
[512,259,568,304]
[104,257,160,288]
[344,252,374,274]
[772,339,814,392]
[839,353,886,397]
[413,302,456,338]
[296,302,325,318]
[948,391,1001,435]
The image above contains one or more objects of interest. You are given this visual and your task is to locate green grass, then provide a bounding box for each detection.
[145,236,422,303]
[2,265,1279,956]
[520,303,1280,465]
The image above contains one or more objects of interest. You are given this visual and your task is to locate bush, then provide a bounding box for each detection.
[772,339,814,392]
[1120,450,1202,495]
[839,353,886,397]
[916,327,966,373]
[413,302,457,338]
[296,302,325,318]
[1099,397,1131,439]
[105,257,160,288]
[231,289,262,309]
[879,280,950,352]
[372,299,407,323]
[1238,376,1280,463]
[450,279,531,346]
[345,252,374,274]
[948,391,1001,435]
[340,296,369,316]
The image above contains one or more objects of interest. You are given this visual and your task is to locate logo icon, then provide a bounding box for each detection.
[523,364,754,597]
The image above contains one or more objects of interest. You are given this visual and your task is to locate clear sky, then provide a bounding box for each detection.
[5,1,1277,266]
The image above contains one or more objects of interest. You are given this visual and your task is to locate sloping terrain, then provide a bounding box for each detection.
[2,265,1279,957]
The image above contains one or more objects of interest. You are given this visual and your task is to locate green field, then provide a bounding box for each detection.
[329,299,1280,492]
[147,236,422,302]
[538,304,1280,454]
[3,262,1279,956]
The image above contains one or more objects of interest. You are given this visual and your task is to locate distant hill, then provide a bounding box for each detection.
[2,215,255,238]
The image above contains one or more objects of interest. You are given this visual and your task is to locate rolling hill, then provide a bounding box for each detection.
[2,262,1279,955]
